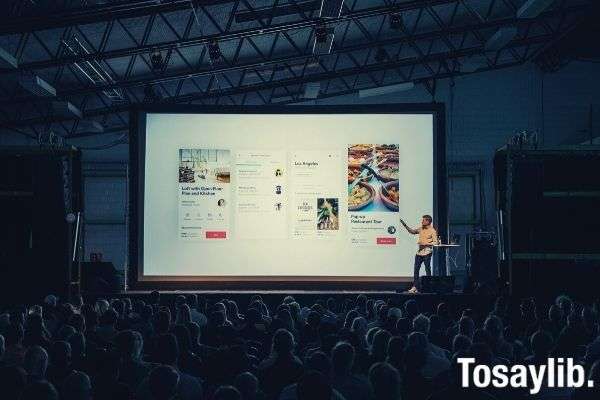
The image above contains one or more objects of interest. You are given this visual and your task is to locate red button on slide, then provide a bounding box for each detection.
[206,231,227,239]
[377,237,396,245]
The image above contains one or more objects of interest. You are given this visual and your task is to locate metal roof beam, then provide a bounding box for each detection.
[0,5,582,107]
[0,0,236,35]
[0,33,552,129]
[4,1,461,72]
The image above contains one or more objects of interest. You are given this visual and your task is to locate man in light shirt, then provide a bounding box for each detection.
[400,215,438,293]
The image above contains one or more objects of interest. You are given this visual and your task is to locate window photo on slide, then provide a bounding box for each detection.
[178,148,231,184]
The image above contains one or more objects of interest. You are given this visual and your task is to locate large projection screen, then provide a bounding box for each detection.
[130,105,446,286]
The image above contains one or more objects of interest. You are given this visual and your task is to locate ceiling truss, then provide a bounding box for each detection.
[0,0,592,140]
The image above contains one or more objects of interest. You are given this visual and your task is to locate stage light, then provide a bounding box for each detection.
[312,25,334,55]
[150,48,164,72]
[389,12,403,31]
[485,26,518,51]
[358,81,414,98]
[375,47,389,63]
[208,40,221,61]
[144,84,162,103]
[517,0,553,18]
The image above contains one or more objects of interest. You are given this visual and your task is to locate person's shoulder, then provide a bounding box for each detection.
[178,371,203,389]
[257,357,276,370]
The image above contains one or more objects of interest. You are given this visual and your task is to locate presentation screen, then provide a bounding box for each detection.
[131,105,444,284]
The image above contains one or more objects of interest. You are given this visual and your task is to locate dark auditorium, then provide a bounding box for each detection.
[1,1,600,400]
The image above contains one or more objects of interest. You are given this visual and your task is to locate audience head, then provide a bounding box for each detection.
[555,295,573,316]
[368,362,401,400]
[155,334,179,366]
[23,345,48,380]
[95,299,110,315]
[437,302,449,318]
[100,308,118,327]
[306,350,331,377]
[548,304,563,323]
[68,332,86,360]
[176,304,192,324]
[371,329,392,359]
[365,327,380,347]
[149,291,161,306]
[234,372,259,400]
[149,365,179,400]
[530,330,554,359]
[412,313,430,335]
[5,322,24,347]
[458,316,475,338]
[297,370,331,400]
[214,385,242,400]
[271,328,295,356]
[62,371,92,400]
[331,341,354,375]
[407,331,428,350]
[186,294,198,309]
[386,336,405,367]
[50,340,71,368]
[115,329,143,361]
[452,334,472,355]
[404,299,419,319]
[470,342,494,365]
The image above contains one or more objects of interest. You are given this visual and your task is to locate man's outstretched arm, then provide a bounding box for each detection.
[400,219,419,235]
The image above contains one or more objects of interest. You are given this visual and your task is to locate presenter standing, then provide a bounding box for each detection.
[400,215,438,293]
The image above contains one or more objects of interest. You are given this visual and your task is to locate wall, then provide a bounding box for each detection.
[2,60,599,272]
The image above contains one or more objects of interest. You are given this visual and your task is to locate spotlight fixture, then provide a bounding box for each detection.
[389,12,403,31]
[313,24,334,55]
[208,40,221,62]
[150,48,164,72]
[143,84,162,103]
[315,25,329,43]
[374,47,389,63]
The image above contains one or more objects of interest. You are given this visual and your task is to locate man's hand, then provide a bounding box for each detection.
[400,218,418,235]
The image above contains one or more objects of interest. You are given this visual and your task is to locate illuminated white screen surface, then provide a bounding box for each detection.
[143,113,434,278]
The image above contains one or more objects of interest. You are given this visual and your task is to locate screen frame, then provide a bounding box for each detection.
[129,103,447,290]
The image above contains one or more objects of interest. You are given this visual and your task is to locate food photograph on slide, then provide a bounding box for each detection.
[347,144,399,212]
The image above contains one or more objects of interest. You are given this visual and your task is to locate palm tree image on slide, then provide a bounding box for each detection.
[317,198,339,230]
